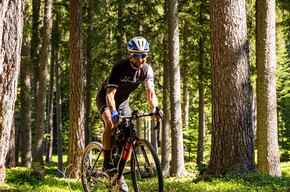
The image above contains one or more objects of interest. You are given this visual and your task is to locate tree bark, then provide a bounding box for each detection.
[162,46,171,176]
[19,9,32,166]
[168,0,188,177]
[161,0,170,177]
[136,118,142,139]
[207,0,257,174]
[33,0,52,165]
[116,0,126,60]
[54,17,63,177]
[256,0,281,176]
[31,0,41,129]
[15,122,20,166]
[67,0,85,178]
[197,3,205,166]
[0,0,25,181]
[6,119,16,168]
[182,19,190,131]
[46,40,55,162]
[85,0,93,147]
[147,118,151,143]
[151,119,157,153]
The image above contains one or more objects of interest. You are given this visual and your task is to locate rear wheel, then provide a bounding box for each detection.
[131,139,164,192]
[81,142,109,192]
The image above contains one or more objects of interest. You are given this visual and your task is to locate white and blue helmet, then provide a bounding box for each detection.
[128,37,150,53]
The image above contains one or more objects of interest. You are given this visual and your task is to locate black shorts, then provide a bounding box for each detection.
[96,89,131,116]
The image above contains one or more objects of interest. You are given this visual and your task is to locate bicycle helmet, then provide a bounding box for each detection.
[127,37,150,53]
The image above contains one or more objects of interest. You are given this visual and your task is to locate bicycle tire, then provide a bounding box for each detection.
[81,142,109,192]
[130,139,164,192]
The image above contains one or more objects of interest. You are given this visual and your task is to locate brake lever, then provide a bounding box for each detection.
[153,107,164,130]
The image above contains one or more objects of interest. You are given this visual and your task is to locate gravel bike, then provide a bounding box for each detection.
[81,107,164,192]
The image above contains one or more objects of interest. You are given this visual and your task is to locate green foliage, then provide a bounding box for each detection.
[276,3,290,150]
[280,150,290,162]
[3,160,290,191]
[281,161,290,177]
[5,167,41,186]
[30,162,45,181]
[5,167,82,192]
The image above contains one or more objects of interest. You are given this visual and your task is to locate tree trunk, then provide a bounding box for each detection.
[6,119,16,168]
[161,1,170,177]
[46,41,55,162]
[85,0,93,147]
[116,0,125,60]
[15,122,20,166]
[31,0,41,130]
[67,0,85,178]
[54,17,63,177]
[197,3,205,166]
[256,0,281,176]
[19,9,32,166]
[136,118,142,139]
[151,119,157,153]
[162,48,171,176]
[33,0,52,165]
[182,19,190,131]
[0,0,25,181]
[168,0,188,177]
[147,118,151,143]
[207,0,257,175]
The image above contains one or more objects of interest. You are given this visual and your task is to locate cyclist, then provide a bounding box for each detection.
[96,36,161,192]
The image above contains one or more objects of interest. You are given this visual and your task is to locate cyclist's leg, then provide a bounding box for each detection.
[101,110,113,150]
[96,90,117,175]
[115,100,130,192]
[118,99,131,116]
[96,89,114,151]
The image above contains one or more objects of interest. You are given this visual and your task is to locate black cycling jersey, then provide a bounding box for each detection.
[96,58,154,115]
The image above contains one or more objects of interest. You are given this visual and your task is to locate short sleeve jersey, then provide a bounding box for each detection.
[100,58,154,107]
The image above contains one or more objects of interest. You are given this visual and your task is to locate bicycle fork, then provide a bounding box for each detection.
[111,137,132,187]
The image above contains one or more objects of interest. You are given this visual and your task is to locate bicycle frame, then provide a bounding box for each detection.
[86,108,163,190]
[113,110,153,183]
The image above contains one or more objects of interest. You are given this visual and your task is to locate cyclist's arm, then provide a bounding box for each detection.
[106,87,117,112]
[146,88,158,110]
[145,65,158,110]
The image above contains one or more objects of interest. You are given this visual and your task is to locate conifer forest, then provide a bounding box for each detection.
[0,0,289,191]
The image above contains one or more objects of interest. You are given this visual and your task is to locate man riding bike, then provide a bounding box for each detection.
[96,36,161,192]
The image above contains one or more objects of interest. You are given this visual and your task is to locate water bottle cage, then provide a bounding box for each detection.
[113,122,129,147]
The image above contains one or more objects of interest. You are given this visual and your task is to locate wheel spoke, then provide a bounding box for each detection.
[81,142,110,192]
[131,139,163,191]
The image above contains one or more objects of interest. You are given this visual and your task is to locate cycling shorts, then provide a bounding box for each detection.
[96,89,131,116]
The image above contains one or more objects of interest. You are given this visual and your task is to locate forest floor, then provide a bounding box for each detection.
[0,155,289,192]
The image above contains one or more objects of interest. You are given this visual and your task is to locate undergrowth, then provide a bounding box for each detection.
[1,159,289,192]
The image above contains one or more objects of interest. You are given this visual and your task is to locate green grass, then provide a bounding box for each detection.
[1,155,289,192]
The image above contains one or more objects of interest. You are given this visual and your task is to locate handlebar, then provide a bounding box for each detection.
[94,107,164,130]
[118,112,153,119]
[118,107,164,130]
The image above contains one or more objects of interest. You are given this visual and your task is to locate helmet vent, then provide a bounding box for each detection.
[128,36,149,52]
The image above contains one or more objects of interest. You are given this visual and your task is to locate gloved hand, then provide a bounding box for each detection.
[111,110,118,122]
[153,106,163,115]
[152,106,163,122]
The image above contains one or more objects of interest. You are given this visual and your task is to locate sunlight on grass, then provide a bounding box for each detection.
[281,161,290,177]
[3,155,290,192]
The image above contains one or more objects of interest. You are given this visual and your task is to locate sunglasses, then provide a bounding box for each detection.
[132,53,147,59]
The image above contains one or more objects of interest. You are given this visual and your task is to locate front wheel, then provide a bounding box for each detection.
[131,139,164,192]
[81,142,109,192]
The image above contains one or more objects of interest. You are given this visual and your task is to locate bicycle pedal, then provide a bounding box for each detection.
[91,172,107,178]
